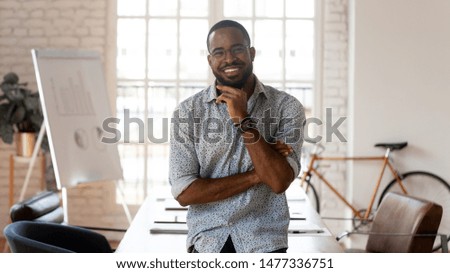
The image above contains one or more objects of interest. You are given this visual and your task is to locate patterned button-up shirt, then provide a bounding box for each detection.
[169,78,306,253]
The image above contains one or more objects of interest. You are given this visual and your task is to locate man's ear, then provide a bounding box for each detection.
[207,54,213,67]
[249,47,256,61]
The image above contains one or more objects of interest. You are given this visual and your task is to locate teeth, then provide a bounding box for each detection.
[224,68,238,73]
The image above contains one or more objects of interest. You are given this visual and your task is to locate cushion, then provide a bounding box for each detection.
[34,207,65,223]
[10,191,62,222]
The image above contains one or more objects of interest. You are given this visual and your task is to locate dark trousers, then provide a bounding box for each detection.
[192,236,287,253]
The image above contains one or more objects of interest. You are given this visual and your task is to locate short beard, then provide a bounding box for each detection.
[214,63,253,89]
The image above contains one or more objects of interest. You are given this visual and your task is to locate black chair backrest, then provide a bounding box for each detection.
[10,191,64,223]
[3,220,113,253]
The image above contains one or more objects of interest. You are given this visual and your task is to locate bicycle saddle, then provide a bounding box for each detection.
[374,142,408,151]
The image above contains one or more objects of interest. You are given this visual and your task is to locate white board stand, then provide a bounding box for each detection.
[18,122,46,202]
[18,122,132,224]
[30,48,132,225]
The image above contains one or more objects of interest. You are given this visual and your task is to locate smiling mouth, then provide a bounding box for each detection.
[223,66,241,76]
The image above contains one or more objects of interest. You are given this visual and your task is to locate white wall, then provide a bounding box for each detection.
[349,0,450,209]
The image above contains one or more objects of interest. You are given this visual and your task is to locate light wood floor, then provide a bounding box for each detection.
[1,237,9,253]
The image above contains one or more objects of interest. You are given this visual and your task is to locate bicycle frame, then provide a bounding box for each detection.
[300,148,409,220]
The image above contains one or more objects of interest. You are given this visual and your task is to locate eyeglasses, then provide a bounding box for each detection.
[209,44,250,59]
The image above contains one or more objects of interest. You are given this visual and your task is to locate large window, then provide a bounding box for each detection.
[116,0,318,204]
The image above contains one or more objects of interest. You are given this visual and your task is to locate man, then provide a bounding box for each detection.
[169,20,306,253]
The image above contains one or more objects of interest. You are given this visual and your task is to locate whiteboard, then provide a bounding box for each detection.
[32,49,123,189]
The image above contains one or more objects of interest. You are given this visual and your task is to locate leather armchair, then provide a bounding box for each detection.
[3,220,113,253]
[337,192,446,253]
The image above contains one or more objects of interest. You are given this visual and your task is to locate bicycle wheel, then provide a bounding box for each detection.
[378,171,450,251]
[298,178,320,213]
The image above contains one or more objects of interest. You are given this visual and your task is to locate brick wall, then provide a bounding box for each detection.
[0,0,131,242]
[319,0,350,234]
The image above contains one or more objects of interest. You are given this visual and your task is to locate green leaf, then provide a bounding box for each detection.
[0,123,14,144]
[3,72,19,84]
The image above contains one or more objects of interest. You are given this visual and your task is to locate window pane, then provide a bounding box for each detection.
[286,0,315,18]
[116,82,146,143]
[256,0,283,18]
[147,84,176,148]
[264,82,283,90]
[286,83,313,116]
[180,0,208,17]
[179,83,206,102]
[148,19,177,80]
[149,0,177,16]
[148,84,177,118]
[117,0,146,16]
[286,20,314,80]
[118,144,146,204]
[147,143,170,189]
[254,20,283,81]
[117,19,146,79]
[179,19,209,80]
[223,0,252,17]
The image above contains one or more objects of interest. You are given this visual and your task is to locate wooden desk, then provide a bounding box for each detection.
[116,187,344,253]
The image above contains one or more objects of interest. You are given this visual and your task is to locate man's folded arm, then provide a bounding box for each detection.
[172,171,260,207]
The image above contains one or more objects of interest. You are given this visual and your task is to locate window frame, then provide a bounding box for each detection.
[114,0,322,204]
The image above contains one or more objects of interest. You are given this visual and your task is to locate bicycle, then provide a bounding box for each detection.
[297,141,450,251]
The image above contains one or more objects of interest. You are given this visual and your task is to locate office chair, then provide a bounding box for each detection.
[9,190,127,233]
[3,220,113,253]
[10,191,64,223]
[337,192,445,253]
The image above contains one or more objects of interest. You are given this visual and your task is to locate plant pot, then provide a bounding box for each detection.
[15,132,36,157]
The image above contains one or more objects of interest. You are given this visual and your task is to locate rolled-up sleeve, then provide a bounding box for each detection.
[169,106,199,199]
[276,97,306,178]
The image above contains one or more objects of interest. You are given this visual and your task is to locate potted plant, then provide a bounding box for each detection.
[0,72,48,156]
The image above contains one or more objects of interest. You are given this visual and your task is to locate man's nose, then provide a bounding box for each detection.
[223,49,237,63]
